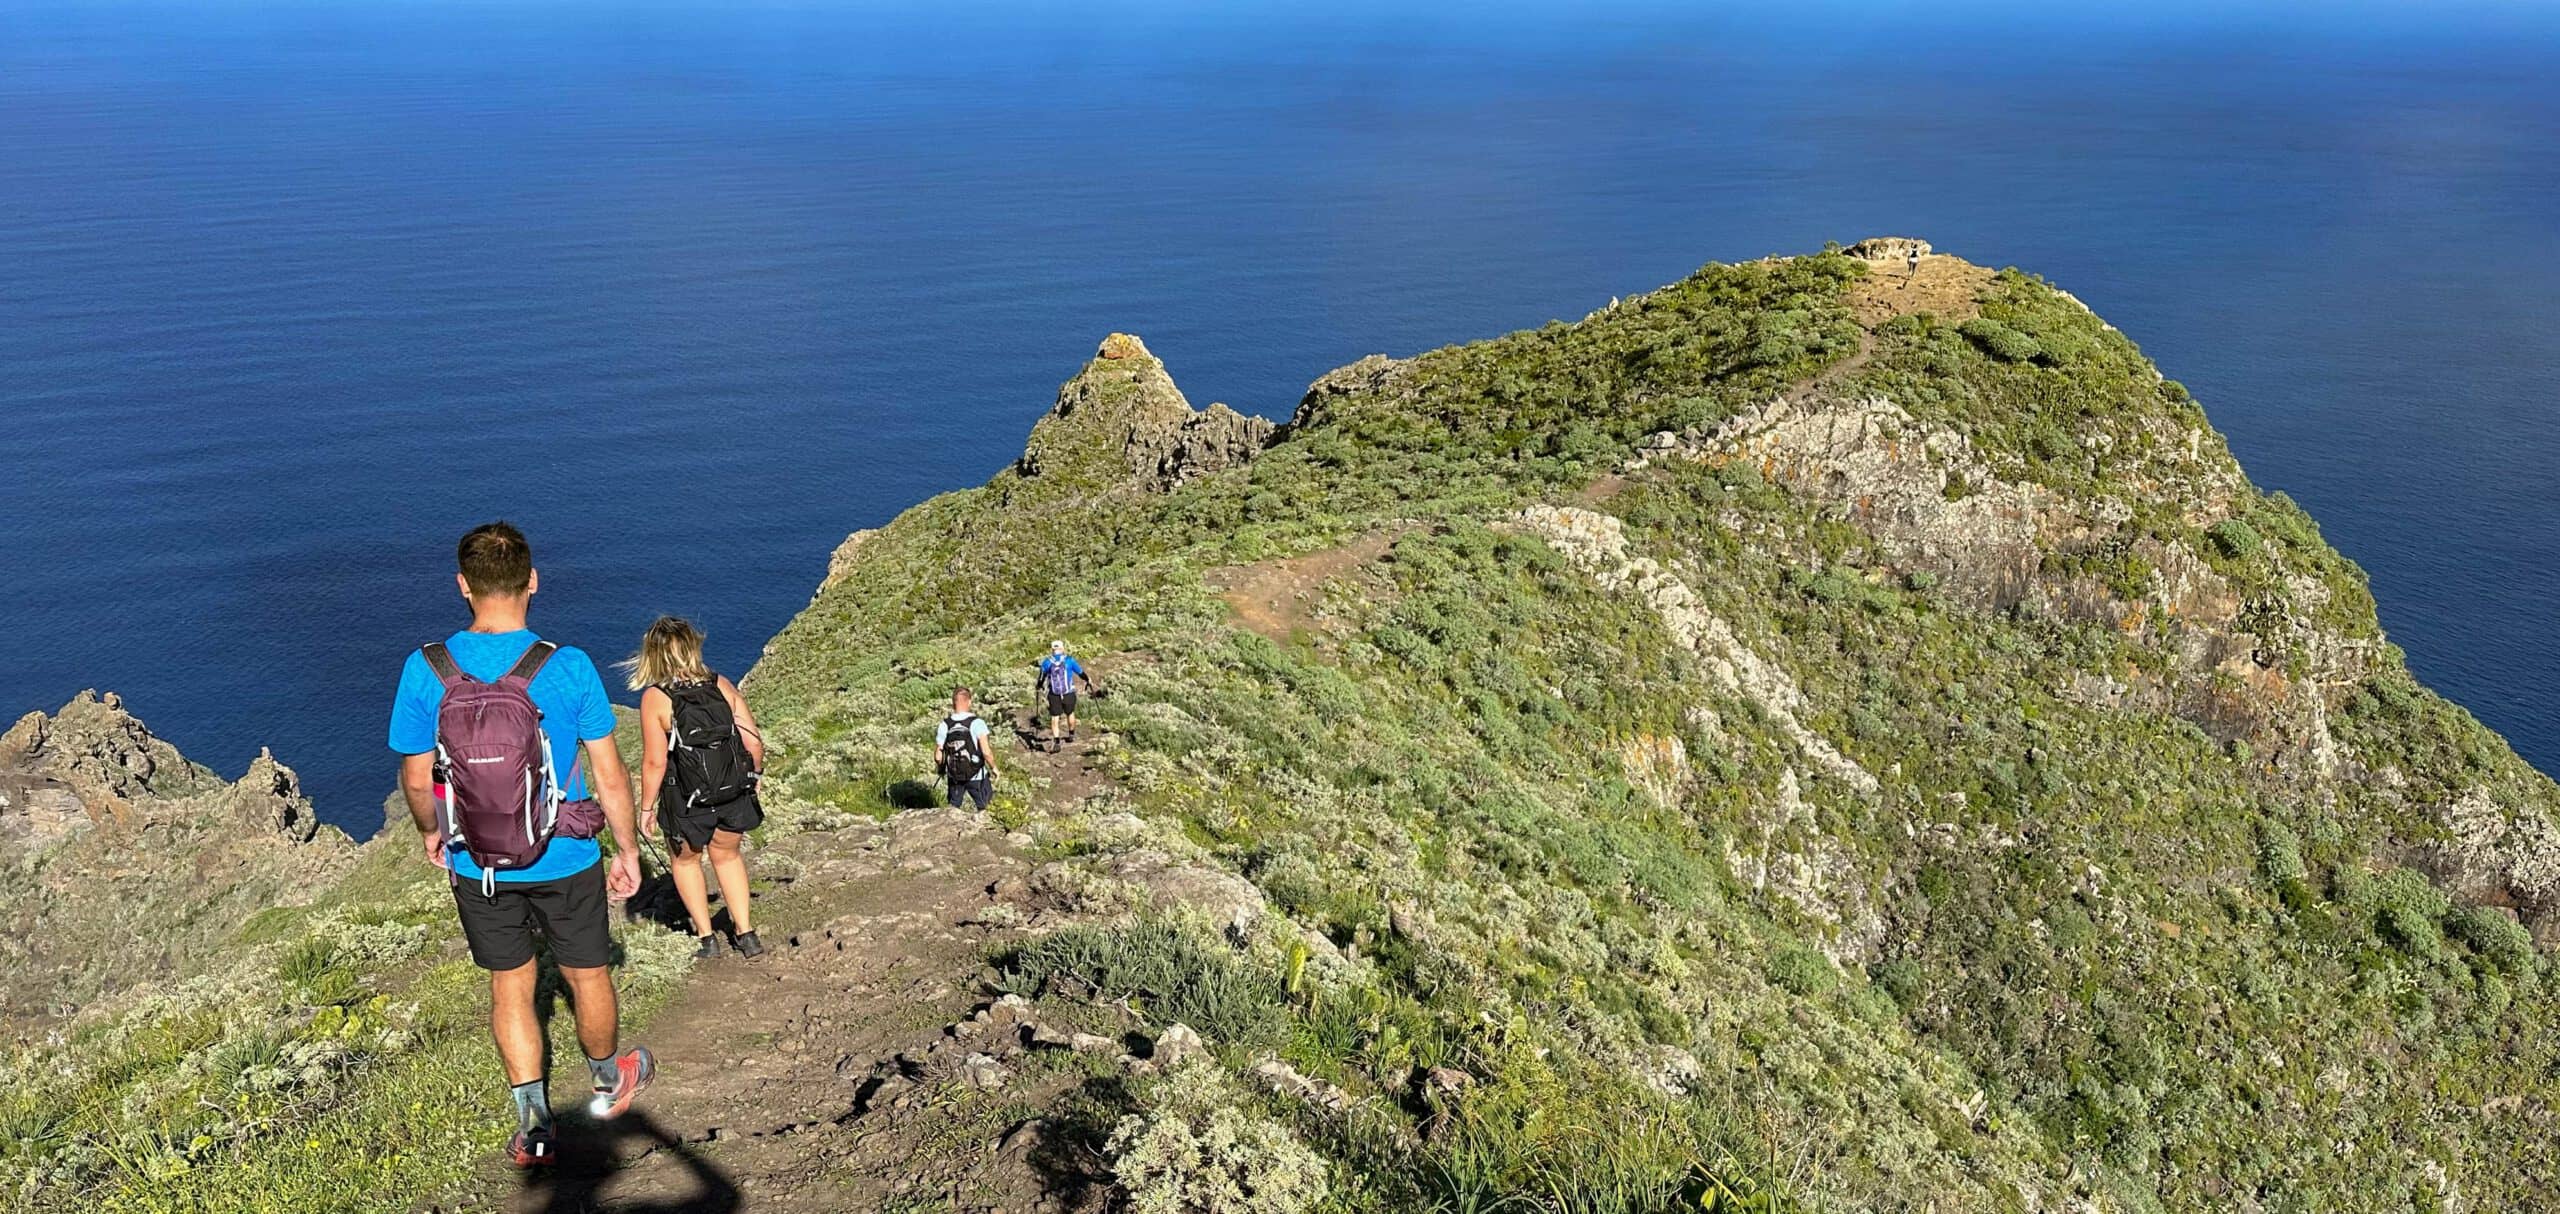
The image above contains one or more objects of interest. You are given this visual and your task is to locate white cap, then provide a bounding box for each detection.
[1051,640,1065,653]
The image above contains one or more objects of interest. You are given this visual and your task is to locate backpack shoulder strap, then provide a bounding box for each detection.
[502,640,559,686]
[420,643,468,687]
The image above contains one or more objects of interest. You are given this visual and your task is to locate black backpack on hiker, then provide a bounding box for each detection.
[663,680,755,810]
[938,713,984,783]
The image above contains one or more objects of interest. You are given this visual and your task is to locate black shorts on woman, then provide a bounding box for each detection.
[661,790,763,853]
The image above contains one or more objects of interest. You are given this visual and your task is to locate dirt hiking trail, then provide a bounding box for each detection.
[432,789,1118,1214]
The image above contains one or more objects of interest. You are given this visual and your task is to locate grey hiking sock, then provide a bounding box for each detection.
[511,1079,552,1132]
[587,1053,620,1092]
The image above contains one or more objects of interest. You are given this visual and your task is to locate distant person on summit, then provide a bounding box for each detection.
[389,521,653,1169]
[630,616,768,961]
[1034,639,1097,750]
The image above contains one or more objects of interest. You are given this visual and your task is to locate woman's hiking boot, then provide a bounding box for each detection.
[694,933,723,960]
[734,930,766,959]
[589,1046,655,1121]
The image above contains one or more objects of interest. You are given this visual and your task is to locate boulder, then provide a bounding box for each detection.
[1843,236,1931,262]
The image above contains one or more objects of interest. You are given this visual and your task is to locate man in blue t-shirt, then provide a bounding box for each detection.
[387,521,651,1168]
[1034,639,1095,750]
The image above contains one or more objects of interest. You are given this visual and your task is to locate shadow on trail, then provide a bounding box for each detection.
[520,1110,740,1214]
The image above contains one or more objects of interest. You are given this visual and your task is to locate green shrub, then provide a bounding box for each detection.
[2371,869,2453,964]
[1957,318,2043,363]
[2448,906,2536,975]
[1767,944,1837,996]
[2206,519,2263,561]
[2256,822,2308,887]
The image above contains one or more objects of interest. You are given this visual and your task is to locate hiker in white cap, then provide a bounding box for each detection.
[1033,639,1095,752]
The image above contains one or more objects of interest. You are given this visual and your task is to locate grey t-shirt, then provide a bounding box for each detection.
[935,712,991,780]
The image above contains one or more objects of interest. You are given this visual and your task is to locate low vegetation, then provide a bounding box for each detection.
[14,246,2556,1211]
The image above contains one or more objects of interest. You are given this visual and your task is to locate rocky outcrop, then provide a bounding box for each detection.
[1664,393,2066,609]
[1287,353,1412,433]
[1516,503,1880,799]
[1650,384,2366,780]
[1,691,218,818]
[1844,236,1931,262]
[1015,334,1276,494]
[1157,402,1275,490]
[0,694,350,1026]
[2437,786,2560,937]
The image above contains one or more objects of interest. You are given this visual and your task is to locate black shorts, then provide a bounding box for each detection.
[1046,690,1078,718]
[662,793,765,853]
[452,863,613,971]
[946,775,993,811]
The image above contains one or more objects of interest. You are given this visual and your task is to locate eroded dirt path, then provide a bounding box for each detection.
[1206,528,1402,644]
[432,809,1096,1214]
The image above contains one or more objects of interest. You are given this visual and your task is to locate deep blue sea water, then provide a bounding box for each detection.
[3,2,2557,835]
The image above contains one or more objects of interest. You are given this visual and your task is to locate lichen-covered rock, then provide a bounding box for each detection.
[1015,333,1275,495]
[0,694,350,1026]
[1157,402,1276,490]
[1844,235,1932,262]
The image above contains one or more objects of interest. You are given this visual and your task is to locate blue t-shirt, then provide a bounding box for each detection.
[388,629,616,883]
[1038,654,1084,691]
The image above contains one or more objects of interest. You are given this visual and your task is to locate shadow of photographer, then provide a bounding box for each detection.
[517,1108,740,1214]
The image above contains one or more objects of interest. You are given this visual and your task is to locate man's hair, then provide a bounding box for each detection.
[952,685,973,705]
[457,521,534,597]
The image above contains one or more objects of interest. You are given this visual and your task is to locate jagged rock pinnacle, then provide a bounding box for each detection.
[1013,333,1274,493]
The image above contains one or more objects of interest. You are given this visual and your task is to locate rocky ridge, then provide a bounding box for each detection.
[0,692,348,1026]
[15,241,2560,1213]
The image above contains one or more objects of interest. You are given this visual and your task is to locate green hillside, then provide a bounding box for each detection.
[7,242,2554,1213]
[748,243,2558,1212]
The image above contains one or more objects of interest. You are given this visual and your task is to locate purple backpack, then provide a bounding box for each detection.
[424,641,576,893]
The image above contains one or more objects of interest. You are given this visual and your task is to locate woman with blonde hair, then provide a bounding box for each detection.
[626,616,767,959]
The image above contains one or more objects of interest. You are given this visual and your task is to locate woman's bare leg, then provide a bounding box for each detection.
[707,829,753,934]
[668,842,714,936]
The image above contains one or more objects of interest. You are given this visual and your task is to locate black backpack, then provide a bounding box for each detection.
[938,713,984,782]
[663,680,754,809]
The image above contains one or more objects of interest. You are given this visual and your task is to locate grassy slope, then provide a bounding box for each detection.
[3,730,695,1213]
[751,251,2557,1212]
[11,249,2553,1212]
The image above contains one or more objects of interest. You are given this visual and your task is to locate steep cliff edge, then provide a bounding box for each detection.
[0,693,347,1025]
[11,244,2559,1214]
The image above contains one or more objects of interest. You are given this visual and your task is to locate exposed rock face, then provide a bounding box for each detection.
[2,691,217,818]
[2437,786,2560,936]
[1015,333,1276,494]
[1517,503,1879,799]
[1673,393,2063,609]
[1287,353,1412,433]
[1844,236,1932,262]
[817,528,879,596]
[0,694,350,1025]
[1158,402,1275,490]
[1648,381,2368,781]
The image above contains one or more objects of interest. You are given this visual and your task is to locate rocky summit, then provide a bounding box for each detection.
[10,242,2559,1213]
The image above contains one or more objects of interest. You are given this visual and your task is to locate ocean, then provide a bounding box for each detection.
[4,1,2557,834]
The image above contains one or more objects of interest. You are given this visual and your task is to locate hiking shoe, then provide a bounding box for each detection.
[589,1046,655,1121]
[693,933,723,960]
[733,930,766,959]
[508,1123,557,1168]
